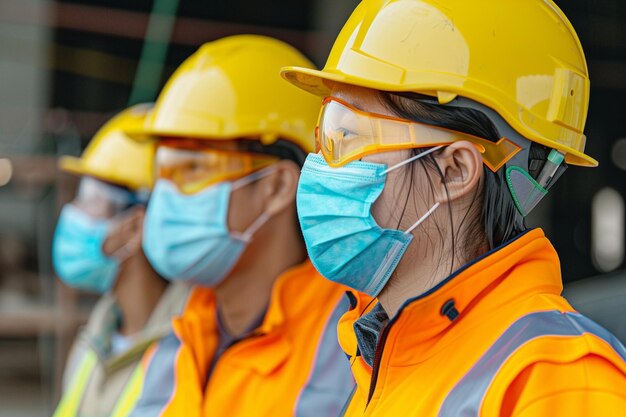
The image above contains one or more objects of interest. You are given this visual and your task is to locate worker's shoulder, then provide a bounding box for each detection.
[499,352,626,417]
[477,310,626,416]
[496,308,626,366]
[492,309,626,393]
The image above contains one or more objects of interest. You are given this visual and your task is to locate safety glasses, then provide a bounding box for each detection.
[73,176,139,220]
[156,142,279,195]
[317,97,522,172]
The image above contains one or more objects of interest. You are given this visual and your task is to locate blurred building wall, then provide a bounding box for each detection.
[0,0,50,154]
[0,0,52,240]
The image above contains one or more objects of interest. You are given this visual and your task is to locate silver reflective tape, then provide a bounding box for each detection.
[439,311,626,417]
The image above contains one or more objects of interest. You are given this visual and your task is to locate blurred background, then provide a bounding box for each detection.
[0,0,624,415]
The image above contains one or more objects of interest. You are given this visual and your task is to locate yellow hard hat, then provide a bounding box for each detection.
[282,0,597,167]
[134,35,321,153]
[60,104,155,191]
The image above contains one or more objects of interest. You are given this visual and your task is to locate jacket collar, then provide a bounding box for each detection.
[344,228,562,366]
[194,260,317,375]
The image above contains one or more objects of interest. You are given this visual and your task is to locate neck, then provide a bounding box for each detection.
[378,220,489,318]
[215,214,306,337]
[113,252,168,336]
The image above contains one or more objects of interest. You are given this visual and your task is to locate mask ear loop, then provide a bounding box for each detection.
[238,212,271,242]
[379,146,445,176]
[373,146,443,235]
[108,235,141,264]
[404,202,440,234]
[231,165,278,190]
[230,165,278,242]
[104,205,145,264]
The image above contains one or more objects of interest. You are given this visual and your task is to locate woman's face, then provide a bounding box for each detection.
[330,85,441,236]
[327,84,488,301]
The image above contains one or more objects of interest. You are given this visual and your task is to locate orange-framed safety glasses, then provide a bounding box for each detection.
[317,97,521,172]
[156,140,279,195]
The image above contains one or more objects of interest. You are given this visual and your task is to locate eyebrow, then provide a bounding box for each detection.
[331,93,367,112]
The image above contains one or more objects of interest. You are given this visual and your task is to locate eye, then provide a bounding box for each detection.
[337,127,356,139]
[187,160,203,173]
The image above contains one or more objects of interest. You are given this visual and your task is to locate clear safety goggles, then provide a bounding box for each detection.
[156,141,279,195]
[73,176,141,220]
[317,97,522,172]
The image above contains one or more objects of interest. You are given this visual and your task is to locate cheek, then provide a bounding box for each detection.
[371,170,410,229]
[363,149,413,229]
[369,159,437,230]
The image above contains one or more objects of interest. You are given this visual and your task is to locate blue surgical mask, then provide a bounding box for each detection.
[297,151,440,297]
[143,169,273,286]
[52,204,120,293]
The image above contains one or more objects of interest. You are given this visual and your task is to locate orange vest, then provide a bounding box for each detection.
[339,229,626,417]
[129,260,354,417]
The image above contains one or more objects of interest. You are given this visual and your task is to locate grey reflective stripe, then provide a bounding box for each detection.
[127,332,181,417]
[294,296,356,417]
[439,310,626,417]
[338,385,357,417]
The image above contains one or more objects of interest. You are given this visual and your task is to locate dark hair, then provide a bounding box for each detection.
[378,92,549,270]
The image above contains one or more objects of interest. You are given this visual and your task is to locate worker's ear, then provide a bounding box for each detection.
[430,141,483,204]
[257,160,300,217]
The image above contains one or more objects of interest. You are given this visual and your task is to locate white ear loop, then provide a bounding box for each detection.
[105,206,145,264]
[231,165,278,190]
[109,236,141,264]
[404,202,440,235]
[379,145,445,176]
[372,146,444,235]
[238,212,272,242]
[230,165,278,242]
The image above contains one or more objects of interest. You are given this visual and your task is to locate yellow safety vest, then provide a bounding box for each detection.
[53,350,145,417]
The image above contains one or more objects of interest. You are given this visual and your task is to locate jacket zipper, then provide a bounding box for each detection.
[366,323,392,406]
[205,332,265,387]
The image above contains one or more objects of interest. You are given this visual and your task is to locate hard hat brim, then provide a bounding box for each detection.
[125,125,315,153]
[281,65,398,98]
[59,156,151,190]
[124,126,251,142]
[59,156,87,176]
[281,66,599,168]
[124,127,158,143]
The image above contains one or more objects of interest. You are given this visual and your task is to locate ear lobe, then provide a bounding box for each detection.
[262,160,300,216]
[432,141,483,203]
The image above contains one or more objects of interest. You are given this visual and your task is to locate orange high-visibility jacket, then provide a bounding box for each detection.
[128,261,355,417]
[340,229,626,417]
